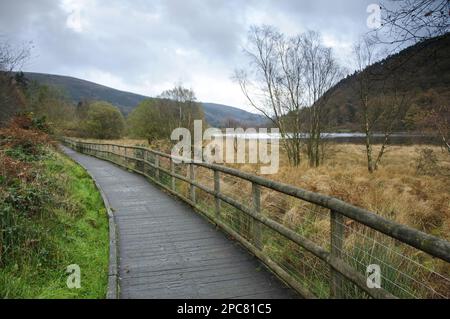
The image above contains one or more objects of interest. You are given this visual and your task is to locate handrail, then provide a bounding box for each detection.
[62,137,450,299]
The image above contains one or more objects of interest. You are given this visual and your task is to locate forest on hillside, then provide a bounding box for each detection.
[323,33,450,131]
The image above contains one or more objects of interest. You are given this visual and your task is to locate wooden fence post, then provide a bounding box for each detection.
[136,149,144,172]
[155,154,160,182]
[189,164,196,203]
[144,150,149,176]
[252,182,262,250]
[330,209,344,298]
[170,158,175,191]
[214,169,220,220]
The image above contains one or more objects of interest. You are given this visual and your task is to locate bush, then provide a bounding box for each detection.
[127,95,204,143]
[0,115,54,265]
[416,148,439,176]
[84,101,125,139]
[0,114,53,161]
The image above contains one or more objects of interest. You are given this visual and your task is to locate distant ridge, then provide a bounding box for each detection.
[22,72,268,127]
[201,102,268,127]
[322,33,450,130]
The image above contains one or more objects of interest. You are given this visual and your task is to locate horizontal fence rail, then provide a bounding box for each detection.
[62,138,450,299]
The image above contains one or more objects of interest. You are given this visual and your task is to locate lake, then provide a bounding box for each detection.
[213,132,439,145]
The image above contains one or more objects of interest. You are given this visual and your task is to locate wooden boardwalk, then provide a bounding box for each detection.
[63,146,298,299]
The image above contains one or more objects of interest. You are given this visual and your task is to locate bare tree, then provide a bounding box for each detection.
[155,85,204,150]
[0,39,31,74]
[425,104,450,153]
[159,84,198,128]
[409,89,450,153]
[370,0,449,157]
[0,39,31,126]
[375,0,449,48]
[235,26,343,167]
[301,31,342,167]
[372,87,412,170]
[353,36,412,172]
[234,25,306,166]
[353,37,382,172]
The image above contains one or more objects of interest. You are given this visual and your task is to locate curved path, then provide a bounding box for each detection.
[63,146,298,299]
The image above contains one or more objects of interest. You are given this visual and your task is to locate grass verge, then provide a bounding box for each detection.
[1,117,108,298]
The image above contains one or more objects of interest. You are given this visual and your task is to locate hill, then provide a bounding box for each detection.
[22,72,267,127]
[323,33,450,131]
[201,102,268,127]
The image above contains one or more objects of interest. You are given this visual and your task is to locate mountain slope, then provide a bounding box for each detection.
[201,102,268,127]
[22,72,267,127]
[23,72,147,115]
[324,33,450,130]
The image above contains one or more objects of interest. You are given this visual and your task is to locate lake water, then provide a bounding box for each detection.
[213,132,439,145]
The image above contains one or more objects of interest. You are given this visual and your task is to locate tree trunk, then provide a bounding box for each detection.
[365,115,374,173]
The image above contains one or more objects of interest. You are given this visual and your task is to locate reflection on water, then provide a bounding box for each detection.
[213,132,438,145]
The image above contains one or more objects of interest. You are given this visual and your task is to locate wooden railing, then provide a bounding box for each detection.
[62,138,450,299]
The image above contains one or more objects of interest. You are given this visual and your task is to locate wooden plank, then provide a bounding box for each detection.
[62,146,298,299]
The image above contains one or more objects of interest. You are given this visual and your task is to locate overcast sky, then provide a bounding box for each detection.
[0,0,376,111]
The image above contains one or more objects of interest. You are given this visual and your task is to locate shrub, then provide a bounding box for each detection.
[83,101,125,139]
[0,114,53,160]
[416,148,439,176]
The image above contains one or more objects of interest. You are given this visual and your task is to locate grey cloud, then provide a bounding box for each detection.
[0,0,375,106]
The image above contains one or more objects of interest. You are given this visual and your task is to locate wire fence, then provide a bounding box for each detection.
[63,138,450,299]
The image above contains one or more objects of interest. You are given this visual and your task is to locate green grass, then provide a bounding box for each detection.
[0,148,109,298]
